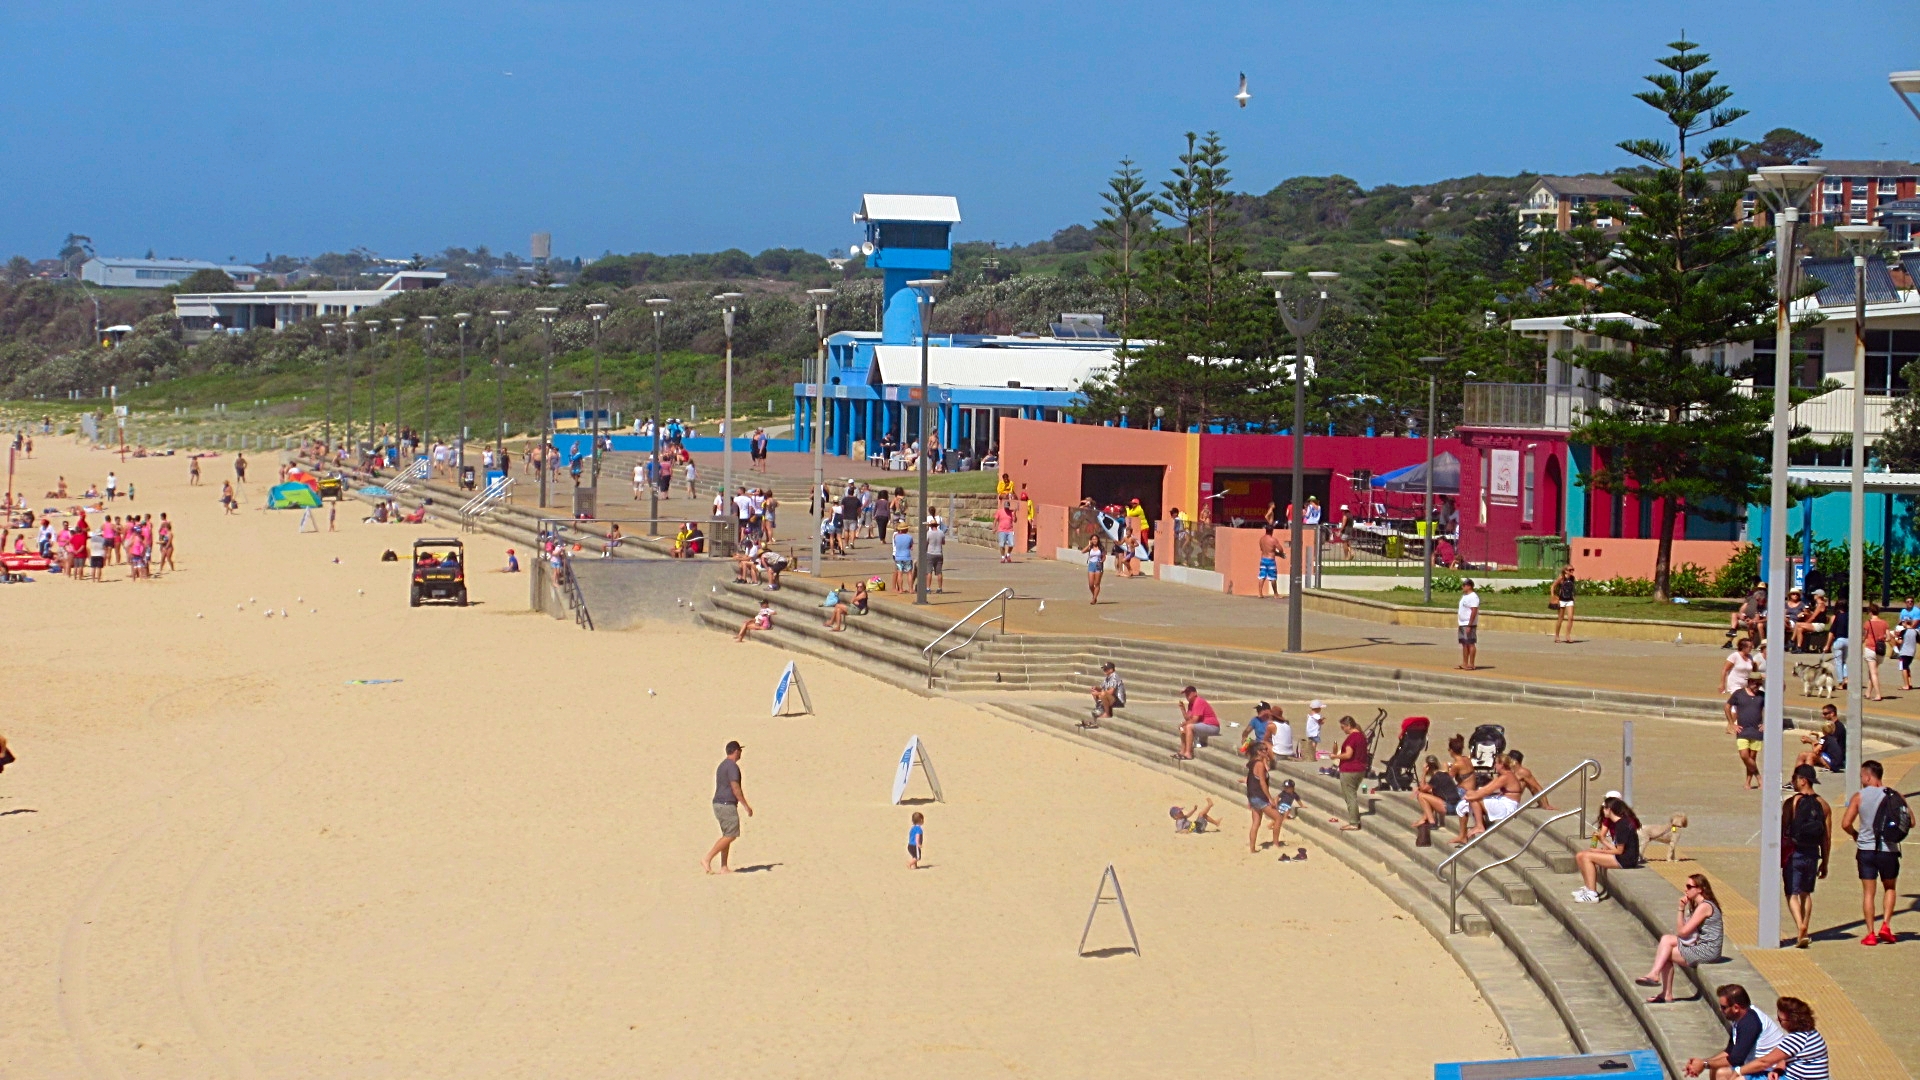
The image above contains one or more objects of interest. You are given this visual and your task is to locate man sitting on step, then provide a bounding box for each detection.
[1084,662,1125,729]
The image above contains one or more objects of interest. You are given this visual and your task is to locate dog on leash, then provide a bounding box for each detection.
[1793,658,1838,699]
[1642,812,1688,862]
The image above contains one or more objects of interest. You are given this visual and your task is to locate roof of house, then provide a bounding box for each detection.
[1807,160,1920,177]
[856,194,962,224]
[867,343,1108,391]
[1527,176,1631,199]
[85,256,261,274]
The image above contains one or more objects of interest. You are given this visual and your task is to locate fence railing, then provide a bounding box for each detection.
[1731,384,1898,438]
[1461,383,1600,430]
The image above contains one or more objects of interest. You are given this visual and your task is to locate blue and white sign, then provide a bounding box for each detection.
[890,735,944,805]
[770,661,813,717]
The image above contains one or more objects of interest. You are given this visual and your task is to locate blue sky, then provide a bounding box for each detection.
[3,1,1914,265]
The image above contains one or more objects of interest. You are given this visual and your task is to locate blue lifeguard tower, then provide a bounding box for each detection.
[795,193,1120,465]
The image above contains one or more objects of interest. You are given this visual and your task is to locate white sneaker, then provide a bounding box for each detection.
[1571,888,1600,904]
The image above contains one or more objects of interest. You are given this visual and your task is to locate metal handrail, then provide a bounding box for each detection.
[459,475,514,525]
[550,545,594,630]
[923,587,1015,687]
[386,457,430,492]
[1436,758,1600,933]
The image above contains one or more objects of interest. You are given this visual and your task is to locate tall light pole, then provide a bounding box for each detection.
[534,306,560,509]
[714,292,745,514]
[1750,162,1824,950]
[389,317,408,460]
[806,288,835,577]
[321,323,337,453]
[586,302,610,492]
[646,298,671,531]
[1419,356,1446,604]
[418,315,438,452]
[490,311,512,464]
[343,320,359,456]
[908,278,946,605]
[1266,269,1340,651]
[365,321,381,458]
[1893,70,1920,124]
[1835,223,1885,803]
[453,312,471,474]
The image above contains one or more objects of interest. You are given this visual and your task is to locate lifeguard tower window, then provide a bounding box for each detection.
[877,223,950,250]
[1081,465,1164,523]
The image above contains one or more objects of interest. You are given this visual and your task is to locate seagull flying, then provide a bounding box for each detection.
[1235,72,1250,108]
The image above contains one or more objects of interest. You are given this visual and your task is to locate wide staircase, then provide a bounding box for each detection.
[683,575,1776,1072]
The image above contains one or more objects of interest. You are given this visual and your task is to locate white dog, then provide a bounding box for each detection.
[1793,658,1838,699]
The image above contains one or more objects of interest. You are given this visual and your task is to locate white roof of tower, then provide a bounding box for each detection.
[856,194,961,224]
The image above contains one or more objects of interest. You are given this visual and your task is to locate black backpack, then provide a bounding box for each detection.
[1874,789,1913,850]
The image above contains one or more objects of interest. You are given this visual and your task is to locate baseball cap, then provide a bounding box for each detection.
[1792,764,1821,785]
[1101,661,1115,671]
[1604,790,1622,801]
[725,740,744,754]
[1309,699,1324,710]
[1256,701,1272,712]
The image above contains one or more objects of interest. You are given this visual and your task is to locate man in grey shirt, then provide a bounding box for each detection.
[704,741,754,874]
[1725,673,1766,790]
[1841,759,1905,945]
[1085,661,1125,727]
[924,515,947,593]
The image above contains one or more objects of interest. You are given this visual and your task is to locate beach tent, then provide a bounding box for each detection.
[284,466,322,493]
[1372,452,1461,495]
[268,482,322,509]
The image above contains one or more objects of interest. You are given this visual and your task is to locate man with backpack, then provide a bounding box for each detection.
[1840,759,1910,946]
[1781,764,1832,949]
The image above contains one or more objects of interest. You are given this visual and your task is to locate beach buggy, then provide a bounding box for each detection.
[410,537,468,607]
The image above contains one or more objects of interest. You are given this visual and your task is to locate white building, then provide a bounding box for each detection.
[81,257,263,290]
[172,270,446,340]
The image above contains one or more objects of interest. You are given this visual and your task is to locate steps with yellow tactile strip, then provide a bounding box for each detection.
[1647,861,1911,1078]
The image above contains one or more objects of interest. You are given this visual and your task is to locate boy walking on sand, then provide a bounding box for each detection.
[907,812,926,868]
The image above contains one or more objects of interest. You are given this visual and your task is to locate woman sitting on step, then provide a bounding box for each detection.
[1571,797,1644,904]
[1635,872,1723,1004]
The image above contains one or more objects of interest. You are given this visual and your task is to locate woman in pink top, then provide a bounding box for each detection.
[125,530,148,580]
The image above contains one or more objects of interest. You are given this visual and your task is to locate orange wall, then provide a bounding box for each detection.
[1570,538,1742,582]
[998,418,1198,521]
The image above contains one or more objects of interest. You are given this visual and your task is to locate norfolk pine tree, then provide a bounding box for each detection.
[1569,40,1814,601]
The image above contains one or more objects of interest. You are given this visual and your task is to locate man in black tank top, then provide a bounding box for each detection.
[1781,764,1832,949]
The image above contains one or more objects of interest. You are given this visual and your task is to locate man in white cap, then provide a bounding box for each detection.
[1305,699,1326,763]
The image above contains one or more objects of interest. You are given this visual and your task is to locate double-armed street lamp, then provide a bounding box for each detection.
[489,311,513,465]
[646,298,671,530]
[714,292,745,512]
[534,307,560,508]
[1748,162,1825,949]
[1265,269,1340,652]
[453,313,471,472]
[907,278,946,605]
[418,315,438,452]
[388,317,408,460]
[321,323,337,453]
[1419,355,1447,605]
[586,302,611,492]
[343,320,360,455]
[806,288,835,577]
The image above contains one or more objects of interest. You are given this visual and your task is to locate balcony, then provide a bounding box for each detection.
[1465,382,1900,438]
[1461,382,1599,430]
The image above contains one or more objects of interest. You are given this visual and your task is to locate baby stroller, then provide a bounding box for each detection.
[1467,723,1507,772]
[1378,716,1431,792]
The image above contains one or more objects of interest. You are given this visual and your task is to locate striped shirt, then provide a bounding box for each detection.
[1777,1029,1829,1080]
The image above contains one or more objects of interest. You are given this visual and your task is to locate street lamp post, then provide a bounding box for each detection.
[1154,405,1164,431]
[1835,223,1885,803]
[1418,356,1446,605]
[489,311,512,464]
[714,293,745,515]
[806,288,835,577]
[418,315,437,453]
[534,307,560,509]
[389,318,409,462]
[453,313,471,474]
[365,322,381,459]
[908,278,946,605]
[646,298,670,532]
[1893,70,1920,123]
[586,302,610,492]
[1265,269,1340,652]
[343,320,359,457]
[321,323,337,453]
[1750,162,1824,950]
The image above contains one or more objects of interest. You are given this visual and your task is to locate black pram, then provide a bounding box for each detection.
[1379,716,1431,792]
[1467,723,1507,772]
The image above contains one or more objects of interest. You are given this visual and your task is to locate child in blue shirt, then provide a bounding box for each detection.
[907,812,925,868]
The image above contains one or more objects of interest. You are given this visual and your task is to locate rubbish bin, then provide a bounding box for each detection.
[571,486,597,520]
[1514,536,1542,569]
[1542,538,1571,569]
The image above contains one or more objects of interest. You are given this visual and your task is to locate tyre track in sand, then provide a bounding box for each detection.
[169,761,276,1080]
[57,816,168,1080]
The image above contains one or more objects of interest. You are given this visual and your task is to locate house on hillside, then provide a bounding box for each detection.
[1807,160,1919,228]
[172,270,445,341]
[82,257,262,290]
[1515,176,1632,233]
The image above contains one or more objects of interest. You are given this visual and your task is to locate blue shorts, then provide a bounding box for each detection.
[895,559,913,573]
[999,530,1015,547]
[1259,557,1278,581]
